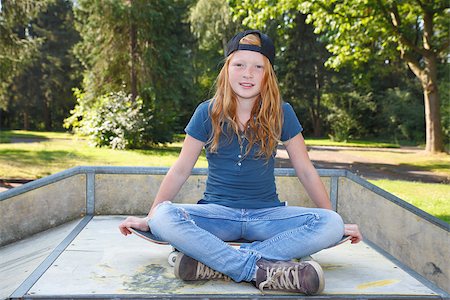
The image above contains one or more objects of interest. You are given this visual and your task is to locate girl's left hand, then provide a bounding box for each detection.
[119,216,150,236]
[344,223,363,244]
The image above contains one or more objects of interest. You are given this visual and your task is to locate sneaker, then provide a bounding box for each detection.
[174,252,231,281]
[255,259,324,295]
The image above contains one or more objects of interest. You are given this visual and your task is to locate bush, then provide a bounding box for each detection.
[64,89,146,149]
[323,91,376,142]
[376,87,424,143]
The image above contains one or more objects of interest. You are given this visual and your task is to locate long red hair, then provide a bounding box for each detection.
[209,34,282,160]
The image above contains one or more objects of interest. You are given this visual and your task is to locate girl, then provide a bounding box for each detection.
[119,30,362,295]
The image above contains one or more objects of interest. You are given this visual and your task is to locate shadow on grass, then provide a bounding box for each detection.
[399,162,450,173]
[0,132,50,143]
[0,148,90,165]
[304,145,418,154]
[132,145,183,156]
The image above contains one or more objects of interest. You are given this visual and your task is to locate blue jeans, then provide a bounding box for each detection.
[149,202,344,282]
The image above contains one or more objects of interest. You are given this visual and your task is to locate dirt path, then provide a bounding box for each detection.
[276,146,449,183]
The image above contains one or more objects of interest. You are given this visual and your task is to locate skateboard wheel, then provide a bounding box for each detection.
[168,251,178,267]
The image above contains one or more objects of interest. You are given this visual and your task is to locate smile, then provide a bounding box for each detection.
[239,82,254,87]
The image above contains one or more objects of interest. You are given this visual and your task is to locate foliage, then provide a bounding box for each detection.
[438,62,450,150]
[64,89,147,149]
[188,0,244,105]
[0,0,80,130]
[293,1,450,70]
[0,0,52,110]
[73,0,133,99]
[297,0,449,152]
[277,13,332,137]
[323,91,376,142]
[377,87,425,143]
[189,0,239,53]
[71,0,198,146]
[1,1,448,150]
[231,0,449,152]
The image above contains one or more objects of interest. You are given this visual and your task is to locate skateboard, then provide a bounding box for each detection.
[128,228,252,266]
[128,228,351,266]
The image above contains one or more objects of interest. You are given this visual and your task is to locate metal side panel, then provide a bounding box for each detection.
[0,219,82,300]
[8,216,92,299]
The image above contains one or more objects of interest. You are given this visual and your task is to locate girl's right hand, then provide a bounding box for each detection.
[118,216,150,236]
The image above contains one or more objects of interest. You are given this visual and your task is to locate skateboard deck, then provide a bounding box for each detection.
[128,228,255,266]
[128,227,351,266]
[128,228,168,245]
[331,235,352,248]
[128,228,253,246]
[128,227,351,248]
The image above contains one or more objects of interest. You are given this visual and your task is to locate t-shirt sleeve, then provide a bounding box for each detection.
[184,101,211,143]
[280,102,303,142]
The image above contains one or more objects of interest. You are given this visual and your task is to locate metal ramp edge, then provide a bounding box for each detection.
[1,167,449,299]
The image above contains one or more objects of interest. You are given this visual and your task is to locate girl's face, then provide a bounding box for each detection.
[228,50,265,103]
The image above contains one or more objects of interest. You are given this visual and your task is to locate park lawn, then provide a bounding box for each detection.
[304,138,400,148]
[0,130,75,143]
[369,179,450,224]
[0,130,207,179]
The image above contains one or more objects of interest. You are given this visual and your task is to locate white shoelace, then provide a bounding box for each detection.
[258,265,301,292]
[196,263,231,281]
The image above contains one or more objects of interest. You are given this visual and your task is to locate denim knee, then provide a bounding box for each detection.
[149,202,190,237]
[325,210,345,241]
[149,202,176,231]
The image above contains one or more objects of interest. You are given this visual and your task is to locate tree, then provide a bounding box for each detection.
[31,0,80,130]
[69,0,198,146]
[278,13,333,137]
[0,0,52,110]
[187,0,243,109]
[234,0,449,153]
[0,0,80,130]
[189,0,239,55]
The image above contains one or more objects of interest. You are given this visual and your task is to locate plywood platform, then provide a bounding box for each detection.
[1,216,445,299]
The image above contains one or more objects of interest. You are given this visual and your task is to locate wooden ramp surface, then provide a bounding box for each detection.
[1,216,444,299]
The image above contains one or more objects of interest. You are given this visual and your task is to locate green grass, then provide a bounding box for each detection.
[0,130,75,142]
[369,179,450,224]
[0,130,206,179]
[304,138,400,148]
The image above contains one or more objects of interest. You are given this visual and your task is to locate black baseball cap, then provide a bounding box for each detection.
[225,30,275,66]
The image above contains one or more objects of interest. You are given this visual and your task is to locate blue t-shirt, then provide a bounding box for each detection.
[185,100,303,209]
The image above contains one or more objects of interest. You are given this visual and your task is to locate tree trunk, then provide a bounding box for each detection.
[420,10,444,153]
[23,112,29,130]
[312,64,323,137]
[401,10,445,153]
[129,0,138,102]
[43,98,52,130]
[421,55,443,153]
[312,117,323,137]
